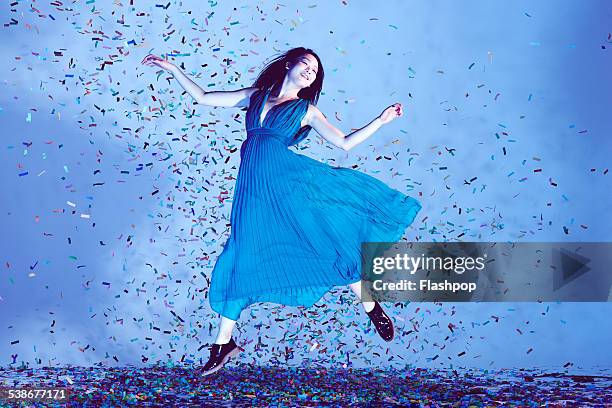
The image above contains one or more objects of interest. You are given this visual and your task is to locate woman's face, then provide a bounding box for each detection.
[288,53,319,89]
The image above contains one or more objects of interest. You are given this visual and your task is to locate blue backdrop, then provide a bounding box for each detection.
[1,0,610,370]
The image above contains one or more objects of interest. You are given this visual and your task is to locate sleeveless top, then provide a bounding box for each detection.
[245,88,313,146]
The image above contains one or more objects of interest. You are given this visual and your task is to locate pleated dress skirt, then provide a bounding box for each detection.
[209,89,422,320]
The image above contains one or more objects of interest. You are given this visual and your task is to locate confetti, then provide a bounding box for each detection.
[1,1,606,392]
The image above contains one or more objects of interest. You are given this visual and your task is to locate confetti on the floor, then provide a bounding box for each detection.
[1,365,610,406]
[1,0,608,376]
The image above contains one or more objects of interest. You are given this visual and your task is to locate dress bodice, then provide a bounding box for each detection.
[245,89,310,146]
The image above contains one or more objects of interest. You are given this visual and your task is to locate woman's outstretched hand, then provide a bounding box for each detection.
[378,103,404,125]
[141,54,176,72]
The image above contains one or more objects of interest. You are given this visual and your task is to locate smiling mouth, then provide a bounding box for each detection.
[301,73,310,81]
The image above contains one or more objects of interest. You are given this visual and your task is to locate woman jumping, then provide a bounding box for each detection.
[142,47,421,376]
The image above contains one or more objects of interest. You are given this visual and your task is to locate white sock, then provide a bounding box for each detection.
[215,335,231,345]
[362,301,375,313]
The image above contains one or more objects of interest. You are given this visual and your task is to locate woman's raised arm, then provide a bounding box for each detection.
[306,103,404,151]
[141,54,257,108]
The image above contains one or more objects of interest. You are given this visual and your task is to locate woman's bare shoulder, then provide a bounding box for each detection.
[198,87,260,108]
[244,87,260,97]
[229,87,257,108]
[302,102,321,127]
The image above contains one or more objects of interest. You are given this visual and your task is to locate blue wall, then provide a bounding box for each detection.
[1,0,610,370]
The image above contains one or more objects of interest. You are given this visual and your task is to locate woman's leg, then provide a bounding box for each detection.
[214,316,237,344]
[349,281,395,341]
[348,281,375,313]
[200,315,241,376]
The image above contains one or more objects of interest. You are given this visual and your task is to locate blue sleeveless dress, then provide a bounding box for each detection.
[209,89,422,320]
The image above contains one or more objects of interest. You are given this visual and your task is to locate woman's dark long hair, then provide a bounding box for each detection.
[251,47,324,145]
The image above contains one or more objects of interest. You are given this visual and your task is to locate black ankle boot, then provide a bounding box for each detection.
[366,302,395,342]
[200,338,241,376]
